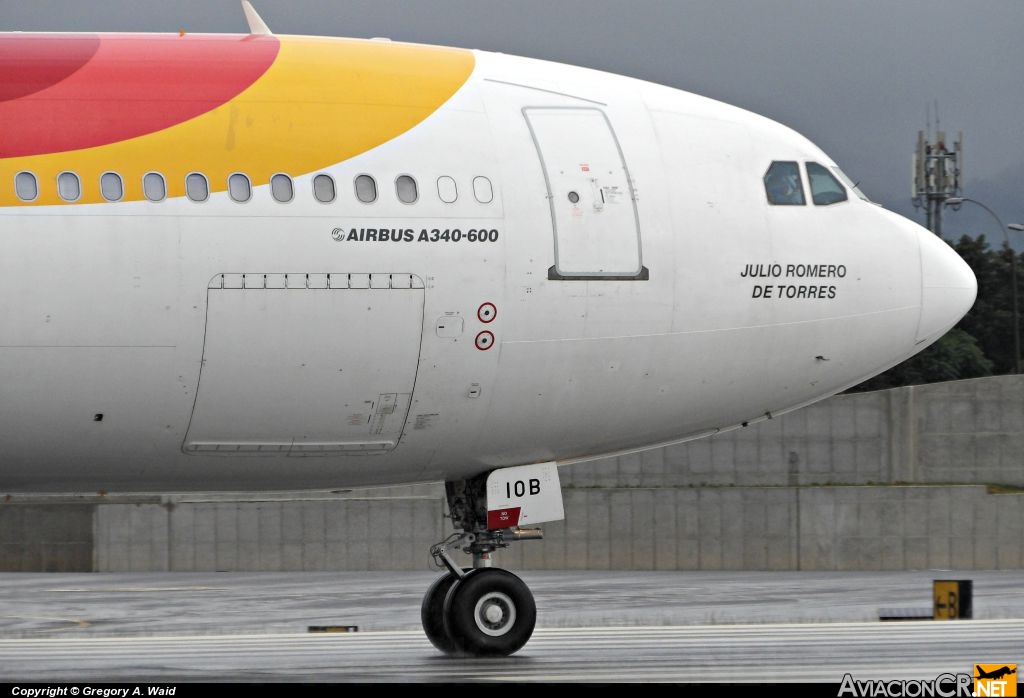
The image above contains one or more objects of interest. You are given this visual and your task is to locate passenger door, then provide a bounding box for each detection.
[524,107,645,280]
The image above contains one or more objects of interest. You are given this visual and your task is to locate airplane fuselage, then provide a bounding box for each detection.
[0,32,976,492]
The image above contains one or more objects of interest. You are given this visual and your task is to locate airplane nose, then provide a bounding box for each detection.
[915,226,978,343]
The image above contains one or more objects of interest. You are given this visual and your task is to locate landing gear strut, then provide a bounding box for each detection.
[422,474,544,656]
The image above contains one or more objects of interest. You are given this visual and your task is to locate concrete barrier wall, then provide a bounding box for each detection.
[69,485,1024,572]
[502,486,1024,571]
[4,488,1022,573]
[2,375,1023,572]
[94,496,444,572]
[0,504,94,572]
[560,375,1024,489]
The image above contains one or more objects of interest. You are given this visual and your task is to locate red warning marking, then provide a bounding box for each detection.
[477,302,497,323]
[475,331,494,351]
[487,507,521,530]
[580,163,590,172]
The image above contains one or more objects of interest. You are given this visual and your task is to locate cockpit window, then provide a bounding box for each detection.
[806,162,848,206]
[763,161,805,205]
[830,165,871,202]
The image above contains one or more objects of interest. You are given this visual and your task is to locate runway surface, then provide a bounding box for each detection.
[2,621,1022,682]
[1,570,1022,682]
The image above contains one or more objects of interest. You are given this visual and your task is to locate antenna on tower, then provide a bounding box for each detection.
[912,105,963,237]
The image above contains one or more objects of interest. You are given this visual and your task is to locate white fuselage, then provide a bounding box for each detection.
[0,39,976,492]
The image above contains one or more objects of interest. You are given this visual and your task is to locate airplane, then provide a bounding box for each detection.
[976,666,1017,681]
[0,2,976,656]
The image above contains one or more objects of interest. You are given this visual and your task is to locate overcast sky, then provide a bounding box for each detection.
[4,0,1022,242]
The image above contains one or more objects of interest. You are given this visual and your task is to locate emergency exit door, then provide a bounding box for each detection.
[524,107,645,280]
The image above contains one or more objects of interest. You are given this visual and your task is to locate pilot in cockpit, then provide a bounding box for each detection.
[764,162,805,206]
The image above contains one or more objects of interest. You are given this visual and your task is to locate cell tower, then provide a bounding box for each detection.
[912,120,963,236]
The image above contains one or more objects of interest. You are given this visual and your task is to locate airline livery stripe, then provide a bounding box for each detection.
[0,34,475,207]
[0,33,100,103]
[0,34,280,158]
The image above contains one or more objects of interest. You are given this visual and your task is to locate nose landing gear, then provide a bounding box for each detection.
[421,472,550,657]
[445,567,535,655]
[423,530,539,656]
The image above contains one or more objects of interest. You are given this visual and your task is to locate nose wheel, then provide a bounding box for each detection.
[423,567,536,656]
[422,471,550,656]
[421,569,463,653]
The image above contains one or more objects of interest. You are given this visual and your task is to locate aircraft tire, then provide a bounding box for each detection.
[421,571,464,653]
[443,568,535,657]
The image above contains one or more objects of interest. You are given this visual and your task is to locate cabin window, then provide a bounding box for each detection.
[228,173,252,203]
[437,176,458,203]
[473,176,493,204]
[15,172,38,202]
[313,174,336,203]
[396,175,418,204]
[144,172,166,202]
[271,173,293,203]
[354,174,377,203]
[806,162,849,205]
[100,172,124,202]
[763,161,805,206]
[186,173,209,202]
[57,172,81,202]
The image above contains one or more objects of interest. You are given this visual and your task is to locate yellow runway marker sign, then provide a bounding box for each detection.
[934,579,972,620]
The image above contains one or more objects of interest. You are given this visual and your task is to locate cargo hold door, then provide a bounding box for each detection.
[184,273,423,455]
